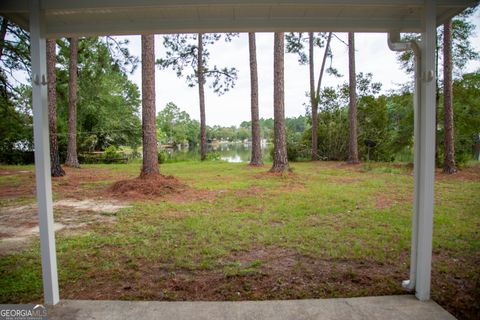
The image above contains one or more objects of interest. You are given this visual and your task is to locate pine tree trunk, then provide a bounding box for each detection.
[0,18,8,61]
[313,32,333,162]
[309,32,319,161]
[270,32,289,173]
[435,37,441,167]
[347,32,359,164]
[140,34,159,177]
[248,32,263,166]
[198,33,207,161]
[65,37,80,168]
[443,19,457,174]
[46,39,65,177]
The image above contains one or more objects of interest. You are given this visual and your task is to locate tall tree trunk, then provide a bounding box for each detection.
[65,37,80,168]
[198,33,207,161]
[347,32,359,164]
[140,34,159,177]
[309,32,319,160]
[435,36,441,167]
[270,32,289,173]
[248,32,262,166]
[311,32,333,161]
[0,18,8,61]
[443,19,457,174]
[46,39,65,177]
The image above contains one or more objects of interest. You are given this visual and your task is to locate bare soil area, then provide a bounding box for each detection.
[0,199,126,255]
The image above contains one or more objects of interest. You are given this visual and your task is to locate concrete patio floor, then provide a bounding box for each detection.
[48,295,456,320]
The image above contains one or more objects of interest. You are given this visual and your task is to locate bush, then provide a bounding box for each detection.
[0,149,34,165]
[316,108,349,161]
[129,148,141,160]
[103,146,121,160]
[78,154,97,164]
[206,151,221,161]
[158,150,168,164]
[268,130,308,162]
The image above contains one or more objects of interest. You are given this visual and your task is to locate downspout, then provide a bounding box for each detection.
[387,32,421,291]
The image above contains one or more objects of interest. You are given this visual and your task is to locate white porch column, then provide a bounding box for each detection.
[415,0,436,301]
[29,0,60,305]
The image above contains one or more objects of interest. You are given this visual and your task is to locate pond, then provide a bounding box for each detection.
[161,142,272,163]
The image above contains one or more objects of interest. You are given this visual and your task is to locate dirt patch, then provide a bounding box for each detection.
[0,174,36,198]
[60,246,408,303]
[375,194,394,209]
[253,170,295,179]
[108,174,185,199]
[0,199,126,255]
[0,170,31,176]
[234,186,265,197]
[252,171,306,193]
[55,199,126,213]
[431,250,480,320]
[329,176,364,184]
[436,165,480,182]
[56,246,479,319]
[375,190,411,209]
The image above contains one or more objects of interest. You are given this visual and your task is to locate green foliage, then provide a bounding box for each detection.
[396,7,479,76]
[0,29,142,164]
[269,129,308,162]
[0,85,33,164]
[310,76,411,162]
[443,72,480,164]
[385,92,414,157]
[310,70,480,164]
[103,146,121,160]
[158,150,168,164]
[0,19,33,164]
[157,102,200,146]
[315,105,349,161]
[55,37,141,154]
[206,151,221,161]
[157,33,238,95]
[357,95,392,161]
[239,118,274,140]
[286,130,309,161]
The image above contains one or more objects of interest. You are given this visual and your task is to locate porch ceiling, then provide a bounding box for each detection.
[0,0,476,37]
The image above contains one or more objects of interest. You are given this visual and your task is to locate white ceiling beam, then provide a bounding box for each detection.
[45,17,421,38]
[1,1,476,37]
[39,0,476,10]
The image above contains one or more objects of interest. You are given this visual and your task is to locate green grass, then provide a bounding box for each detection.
[0,161,478,319]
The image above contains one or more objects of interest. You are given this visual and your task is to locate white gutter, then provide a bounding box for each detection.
[387,32,420,292]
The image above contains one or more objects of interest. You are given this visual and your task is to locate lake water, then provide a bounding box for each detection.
[161,143,272,163]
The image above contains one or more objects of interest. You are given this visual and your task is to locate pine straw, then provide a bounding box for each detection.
[108,174,185,199]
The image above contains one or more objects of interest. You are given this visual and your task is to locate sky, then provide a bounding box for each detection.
[119,10,480,127]
[122,32,413,127]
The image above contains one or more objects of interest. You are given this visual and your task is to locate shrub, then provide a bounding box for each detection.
[158,150,168,164]
[206,151,221,161]
[103,146,121,160]
[268,130,308,162]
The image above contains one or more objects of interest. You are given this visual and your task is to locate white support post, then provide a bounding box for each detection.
[29,0,60,305]
[387,32,421,292]
[415,0,436,301]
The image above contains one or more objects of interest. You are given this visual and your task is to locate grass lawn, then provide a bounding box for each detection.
[0,161,478,319]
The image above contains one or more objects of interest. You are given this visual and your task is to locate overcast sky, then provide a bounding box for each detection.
[120,11,480,127]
